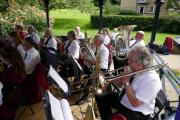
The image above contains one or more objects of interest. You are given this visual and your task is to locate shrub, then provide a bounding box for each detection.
[118,10,140,15]
[104,0,121,15]
[90,15,180,34]
[0,0,49,34]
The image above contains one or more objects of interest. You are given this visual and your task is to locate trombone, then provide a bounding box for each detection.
[70,63,167,94]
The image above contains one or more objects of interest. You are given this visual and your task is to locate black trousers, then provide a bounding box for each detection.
[95,92,149,120]
[61,57,81,83]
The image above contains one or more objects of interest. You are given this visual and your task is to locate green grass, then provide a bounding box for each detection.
[50,9,179,45]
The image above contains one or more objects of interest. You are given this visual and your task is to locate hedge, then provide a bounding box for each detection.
[91,15,180,34]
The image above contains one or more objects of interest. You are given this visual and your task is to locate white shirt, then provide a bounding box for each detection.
[93,44,109,69]
[120,39,146,54]
[110,32,119,41]
[0,82,3,106]
[23,47,41,74]
[76,32,85,40]
[44,37,57,50]
[67,40,80,59]
[30,32,40,44]
[121,70,161,115]
[17,44,24,56]
[104,35,111,45]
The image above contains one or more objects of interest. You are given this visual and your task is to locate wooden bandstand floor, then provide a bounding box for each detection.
[15,98,99,120]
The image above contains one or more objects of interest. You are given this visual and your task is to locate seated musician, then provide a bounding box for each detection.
[21,36,41,75]
[60,31,81,83]
[120,31,146,54]
[14,24,26,42]
[43,28,57,51]
[0,46,26,120]
[85,34,109,73]
[75,26,85,40]
[102,28,111,46]
[113,31,146,74]
[9,31,22,48]
[95,46,161,120]
[27,25,40,45]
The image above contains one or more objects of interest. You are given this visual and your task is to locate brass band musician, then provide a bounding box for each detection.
[84,34,109,73]
[60,31,81,83]
[95,46,161,120]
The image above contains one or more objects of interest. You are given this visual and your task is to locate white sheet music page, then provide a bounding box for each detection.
[48,66,69,93]
[60,99,74,120]
[69,51,82,71]
[48,91,64,120]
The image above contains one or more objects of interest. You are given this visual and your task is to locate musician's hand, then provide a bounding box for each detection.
[121,66,131,84]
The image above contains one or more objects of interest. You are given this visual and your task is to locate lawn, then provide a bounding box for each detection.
[50,9,179,44]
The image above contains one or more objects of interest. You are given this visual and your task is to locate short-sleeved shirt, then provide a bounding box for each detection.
[67,40,80,59]
[44,37,57,50]
[93,44,109,69]
[120,70,161,115]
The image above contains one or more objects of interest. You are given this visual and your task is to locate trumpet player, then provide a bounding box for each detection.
[95,46,161,120]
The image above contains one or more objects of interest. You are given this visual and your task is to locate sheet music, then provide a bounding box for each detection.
[48,91,65,120]
[69,50,83,72]
[48,66,69,93]
[60,99,74,120]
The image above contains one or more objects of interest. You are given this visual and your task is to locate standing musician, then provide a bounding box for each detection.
[95,46,161,120]
[60,31,81,83]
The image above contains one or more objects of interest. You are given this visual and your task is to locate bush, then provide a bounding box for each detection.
[104,0,121,15]
[118,10,140,15]
[0,0,49,34]
[90,15,180,34]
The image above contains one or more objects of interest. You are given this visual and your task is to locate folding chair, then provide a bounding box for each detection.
[148,90,168,120]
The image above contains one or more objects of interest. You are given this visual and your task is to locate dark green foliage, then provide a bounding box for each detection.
[118,10,140,15]
[91,15,180,34]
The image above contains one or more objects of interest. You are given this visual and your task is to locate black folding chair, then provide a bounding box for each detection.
[148,90,168,120]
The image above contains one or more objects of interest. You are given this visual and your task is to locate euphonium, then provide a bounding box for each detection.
[80,43,96,72]
[114,25,137,61]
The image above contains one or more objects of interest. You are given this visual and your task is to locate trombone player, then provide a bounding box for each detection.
[95,46,161,120]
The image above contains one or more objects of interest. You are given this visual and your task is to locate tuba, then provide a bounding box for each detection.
[80,43,96,72]
[114,25,137,61]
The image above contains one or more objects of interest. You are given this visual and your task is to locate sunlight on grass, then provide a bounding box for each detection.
[50,9,179,45]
